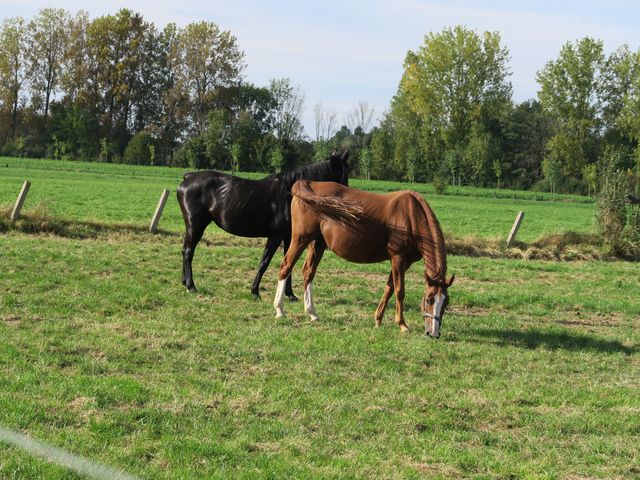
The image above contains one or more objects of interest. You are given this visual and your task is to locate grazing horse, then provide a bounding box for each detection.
[273,181,454,337]
[177,152,350,299]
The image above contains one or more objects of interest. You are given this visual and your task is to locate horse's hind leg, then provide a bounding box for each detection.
[182,216,209,292]
[374,272,394,327]
[251,235,283,299]
[274,236,312,318]
[301,239,327,321]
[283,235,298,302]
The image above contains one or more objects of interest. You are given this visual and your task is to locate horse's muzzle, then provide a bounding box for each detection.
[423,313,441,338]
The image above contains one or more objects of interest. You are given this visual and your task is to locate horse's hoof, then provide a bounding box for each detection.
[399,325,410,333]
[275,309,285,319]
[287,295,299,302]
[251,291,261,300]
[187,286,197,293]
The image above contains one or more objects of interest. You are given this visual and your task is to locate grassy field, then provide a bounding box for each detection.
[0,157,596,242]
[1,157,638,479]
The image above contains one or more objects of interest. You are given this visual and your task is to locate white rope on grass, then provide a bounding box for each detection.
[0,426,139,480]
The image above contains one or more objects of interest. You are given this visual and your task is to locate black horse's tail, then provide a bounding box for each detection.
[291,180,363,224]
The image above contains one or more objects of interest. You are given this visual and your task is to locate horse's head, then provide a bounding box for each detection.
[328,150,350,186]
[422,273,455,338]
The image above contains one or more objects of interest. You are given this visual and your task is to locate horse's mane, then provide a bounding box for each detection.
[407,191,447,281]
[277,157,337,184]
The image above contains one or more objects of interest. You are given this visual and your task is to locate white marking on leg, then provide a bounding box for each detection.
[274,278,288,318]
[304,282,319,321]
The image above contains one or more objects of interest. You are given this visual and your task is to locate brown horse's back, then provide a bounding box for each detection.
[291,181,423,264]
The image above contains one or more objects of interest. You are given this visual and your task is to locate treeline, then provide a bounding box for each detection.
[352,26,640,194]
[0,8,310,171]
[2,11,640,194]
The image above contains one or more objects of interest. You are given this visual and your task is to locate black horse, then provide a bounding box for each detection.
[177,151,350,299]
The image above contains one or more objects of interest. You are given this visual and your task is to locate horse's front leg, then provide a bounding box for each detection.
[251,235,283,299]
[182,218,209,292]
[374,272,394,327]
[391,257,409,332]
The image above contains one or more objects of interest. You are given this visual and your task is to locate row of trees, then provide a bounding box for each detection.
[2,11,639,193]
[0,8,311,170]
[358,27,640,193]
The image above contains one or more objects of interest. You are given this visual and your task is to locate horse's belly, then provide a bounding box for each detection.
[322,225,389,263]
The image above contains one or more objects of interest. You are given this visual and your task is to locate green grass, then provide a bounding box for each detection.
[1,157,637,478]
[0,156,596,241]
[0,231,638,479]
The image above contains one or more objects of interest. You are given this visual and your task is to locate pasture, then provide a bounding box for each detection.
[1,158,639,479]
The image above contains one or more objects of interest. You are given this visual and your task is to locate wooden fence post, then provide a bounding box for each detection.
[10,181,31,221]
[149,189,170,233]
[505,211,525,248]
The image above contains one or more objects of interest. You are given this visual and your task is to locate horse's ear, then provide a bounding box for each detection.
[447,274,455,287]
[341,150,350,162]
[425,272,436,286]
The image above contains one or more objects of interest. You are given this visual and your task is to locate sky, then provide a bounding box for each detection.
[2,0,640,137]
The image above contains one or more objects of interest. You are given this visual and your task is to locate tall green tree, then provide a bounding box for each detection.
[177,21,245,135]
[0,16,29,138]
[27,8,70,119]
[392,25,512,185]
[537,37,606,177]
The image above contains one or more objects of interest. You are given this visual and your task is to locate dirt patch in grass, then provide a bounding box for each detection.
[409,460,463,478]
[2,314,22,325]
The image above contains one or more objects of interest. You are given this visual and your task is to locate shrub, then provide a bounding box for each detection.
[432,163,449,195]
[595,168,630,253]
[175,136,208,170]
[124,132,155,165]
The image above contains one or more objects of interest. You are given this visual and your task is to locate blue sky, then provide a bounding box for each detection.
[3,1,640,136]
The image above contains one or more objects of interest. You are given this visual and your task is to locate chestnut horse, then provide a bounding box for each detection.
[273,181,454,337]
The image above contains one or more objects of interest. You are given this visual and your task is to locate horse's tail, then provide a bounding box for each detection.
[407,191,447,279]
[291,180,363,224]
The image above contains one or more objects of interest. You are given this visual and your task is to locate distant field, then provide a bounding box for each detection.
[0,157,595,241]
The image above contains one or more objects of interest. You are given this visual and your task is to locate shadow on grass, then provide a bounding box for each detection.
[466,327,637,355]
[0,205,179,241]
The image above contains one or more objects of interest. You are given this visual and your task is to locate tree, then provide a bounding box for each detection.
[392,26,512,185]
[542,152,562,194]
[124,131,155,165]
[0,16,29,138]
[270,145,283,173]
[537,37,605,177]
[313,102,337,142]
[346,100,375,135]
[27,8,70,119]
[270,78,305,144]
[502,100,553,189]
[177,21,245,135]
[582,163,597,196]
[359,145,372,180]
[269,78,305,170]
[230,141,241,173]
[370,118,396,180]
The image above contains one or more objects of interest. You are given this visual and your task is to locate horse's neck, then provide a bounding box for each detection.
[412,193,446,280]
